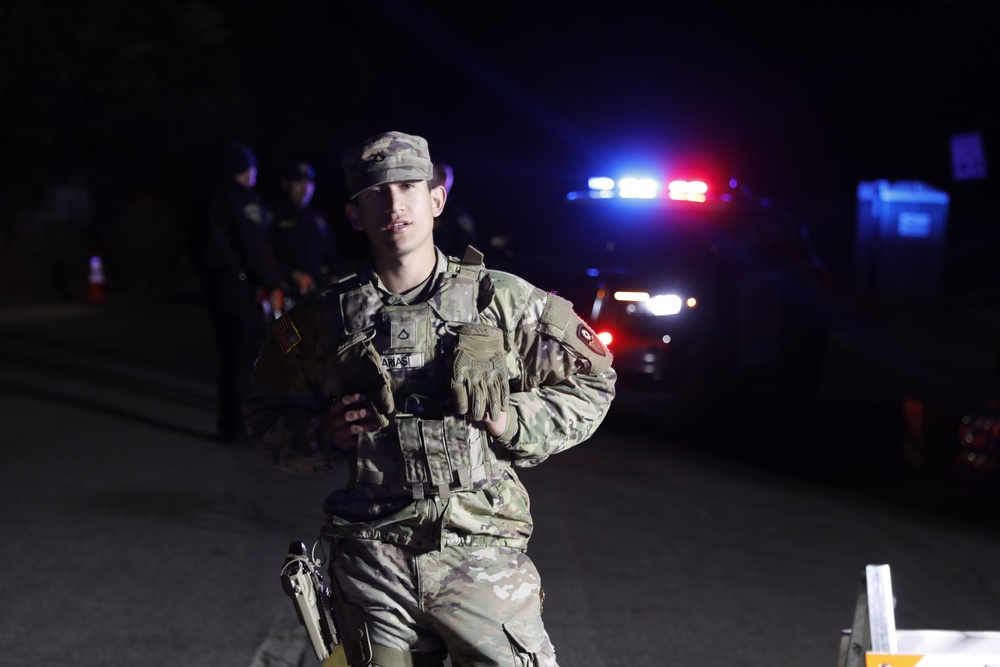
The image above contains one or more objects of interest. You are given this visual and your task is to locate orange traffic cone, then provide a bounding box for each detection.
[87,255,106,303]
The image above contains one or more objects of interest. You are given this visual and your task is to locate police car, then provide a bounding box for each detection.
[498,173,830,417]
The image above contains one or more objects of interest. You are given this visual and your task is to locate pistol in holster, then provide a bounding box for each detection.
[279,541,372,665]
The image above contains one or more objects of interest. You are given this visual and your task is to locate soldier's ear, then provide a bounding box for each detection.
[430,184,447,217]
[344,203,363,231]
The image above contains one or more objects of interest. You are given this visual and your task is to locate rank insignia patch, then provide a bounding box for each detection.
[273,315,302,354]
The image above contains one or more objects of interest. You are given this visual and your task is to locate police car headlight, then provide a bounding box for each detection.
[614,291,685,316]
[644,294,683,316]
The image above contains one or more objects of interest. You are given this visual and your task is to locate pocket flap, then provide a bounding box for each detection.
[503,617,544,653]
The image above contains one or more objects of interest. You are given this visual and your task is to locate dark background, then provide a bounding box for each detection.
[0,0,996,301]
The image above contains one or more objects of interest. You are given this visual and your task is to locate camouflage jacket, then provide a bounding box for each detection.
[244,248,616,550]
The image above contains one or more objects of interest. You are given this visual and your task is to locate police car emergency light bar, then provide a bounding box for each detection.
[667,180,708,202]
[571,177,709,202]
[618,178,659,199]
[588,177,615,191]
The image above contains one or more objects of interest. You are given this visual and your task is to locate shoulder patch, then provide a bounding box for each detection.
[244,203,264,225]
[577,322,608,359]
[272,313,302,354]
[539,293,612,374]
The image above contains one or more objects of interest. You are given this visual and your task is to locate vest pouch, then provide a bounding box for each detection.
[419,419,454,498]
[396,417,430,498]
[396,416,491,499]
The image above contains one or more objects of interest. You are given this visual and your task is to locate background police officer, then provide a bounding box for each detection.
[198,141,284,446]
[430,160,480,258]
[268,161,341,306]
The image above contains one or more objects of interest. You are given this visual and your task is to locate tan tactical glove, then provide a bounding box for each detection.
[451,324,509,422]
[334,329,394,428]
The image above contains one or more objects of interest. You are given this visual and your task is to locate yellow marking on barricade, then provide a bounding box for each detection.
[865,653,923,667]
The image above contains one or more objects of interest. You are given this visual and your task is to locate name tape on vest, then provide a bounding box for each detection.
[382,352,425,369]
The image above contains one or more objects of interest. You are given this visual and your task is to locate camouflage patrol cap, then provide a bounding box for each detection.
[342,131,433,199]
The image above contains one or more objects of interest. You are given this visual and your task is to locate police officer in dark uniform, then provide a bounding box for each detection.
[199,142,284,446]
[268,161,341,307]
[431,160,480,258]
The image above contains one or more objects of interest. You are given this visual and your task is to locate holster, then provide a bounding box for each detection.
[280,541,340,661]
[285,535,449,667]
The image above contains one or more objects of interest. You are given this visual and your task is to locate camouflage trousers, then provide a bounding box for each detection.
[329,538,558,667]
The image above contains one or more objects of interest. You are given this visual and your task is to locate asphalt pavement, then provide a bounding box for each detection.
[0,292,363,667]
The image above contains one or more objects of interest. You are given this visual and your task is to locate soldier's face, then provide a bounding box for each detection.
[347,180,446,258]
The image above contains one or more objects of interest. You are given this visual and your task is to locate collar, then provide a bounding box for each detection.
[362,249,448,304]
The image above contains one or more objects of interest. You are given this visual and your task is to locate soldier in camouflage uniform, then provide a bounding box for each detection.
[244,131,616,667]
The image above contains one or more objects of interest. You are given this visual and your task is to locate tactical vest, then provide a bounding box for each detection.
[336,249,504,500]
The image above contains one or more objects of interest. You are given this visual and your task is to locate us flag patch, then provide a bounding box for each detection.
[273,314,302,354]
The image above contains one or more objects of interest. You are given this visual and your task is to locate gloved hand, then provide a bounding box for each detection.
[333,330,394,428]
[451,324,509,422]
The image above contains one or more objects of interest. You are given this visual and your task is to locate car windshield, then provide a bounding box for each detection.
[498,198,741,311]
[557,199,732,272]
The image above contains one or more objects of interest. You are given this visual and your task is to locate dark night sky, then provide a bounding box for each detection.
[1,0,996,289]
[246,1,997,229]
